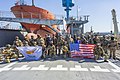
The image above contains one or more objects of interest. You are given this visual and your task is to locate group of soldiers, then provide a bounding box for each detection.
[89,35,118,62]
[0,33,118,63]
[0,34,70,62]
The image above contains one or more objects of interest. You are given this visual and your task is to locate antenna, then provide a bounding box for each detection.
[32,0,35,6]
[77,6,80,20]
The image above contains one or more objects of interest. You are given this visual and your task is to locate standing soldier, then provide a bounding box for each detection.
[93,35,100,44]
[57,35,64,56]
[47,41,56,59]
[109,36,117,60]
[36,35,44,46]
[41,41,46,59]
[101,35,109,54]
[23,36,30,46]
[29,36,36,46]
[45,34,52,47]
[93,43,108,62]
[52,34,57,54]
[13,36,23,47]
[62,42,69,59]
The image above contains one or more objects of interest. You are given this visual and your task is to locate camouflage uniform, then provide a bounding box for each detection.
[101,36,109,54]
[94,43,108,62]
[47,42,56,59]
[13,36,23,47]
[52,36,57,54]
[23,41,29,46]
[33,42,38,46]
[57,36,64,55]
[0,48,4,61]
[2,44,18,63]
[11,45,21,58]
[62,44,69,59]
[93,35,100,45]
[36,35,45,46]
[41,42,46,59]
[109,37,117,59]
[23,36,30,46]
[29,36,36,46]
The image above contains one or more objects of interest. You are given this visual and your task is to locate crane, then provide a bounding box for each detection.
[111,9,119,36]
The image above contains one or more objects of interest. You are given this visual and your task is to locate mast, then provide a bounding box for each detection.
[77,6,80,20]
[32,0,35,6]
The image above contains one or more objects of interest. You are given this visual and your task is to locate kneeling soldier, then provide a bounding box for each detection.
[3,44,18,63]
[3,44,12,63]
[94,43,108,62]
[0,48,4,61]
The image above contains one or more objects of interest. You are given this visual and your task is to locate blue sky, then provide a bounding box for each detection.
[0,0,120,32]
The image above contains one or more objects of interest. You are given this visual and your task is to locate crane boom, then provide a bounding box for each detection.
[111,9,119,35]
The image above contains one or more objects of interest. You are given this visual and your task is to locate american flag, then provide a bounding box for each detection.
[70,43,95,58]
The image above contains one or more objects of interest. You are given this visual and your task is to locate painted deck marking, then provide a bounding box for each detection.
[90,66,110,72]
[109,61,120,72]
[70,65,88,71]
[0,62,17,72]
[50,65,68,71]
[12,65,30,70]
[31,65,49,70]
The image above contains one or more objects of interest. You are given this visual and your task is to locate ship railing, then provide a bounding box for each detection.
[0,24,23,30]
[0,11,56,19]
[0,11,89,21]
[54,14,89,22]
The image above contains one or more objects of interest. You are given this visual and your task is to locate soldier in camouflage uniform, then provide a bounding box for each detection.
[41,41,46,59]
[23,36,30,46]
[23,41,29,46]
[36,35,45,46]
[93,43,108,62]
[101,35,109,54]
[13,36,23,47]
[109,36,117,60]
[2,44,18,63]
[29,36,36,46]
[62,42,69,59]
[57,35,64,56]
[11,45,21,58]
[52,34,57,55]
[33,42,38,46]
[47,41,56,59]
[93,35,100,45]
[0,48,4,61]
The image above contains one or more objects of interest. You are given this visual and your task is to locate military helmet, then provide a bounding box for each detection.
[6,44,11,48]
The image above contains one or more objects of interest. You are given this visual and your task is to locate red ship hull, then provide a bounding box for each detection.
[11,5,59,37]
